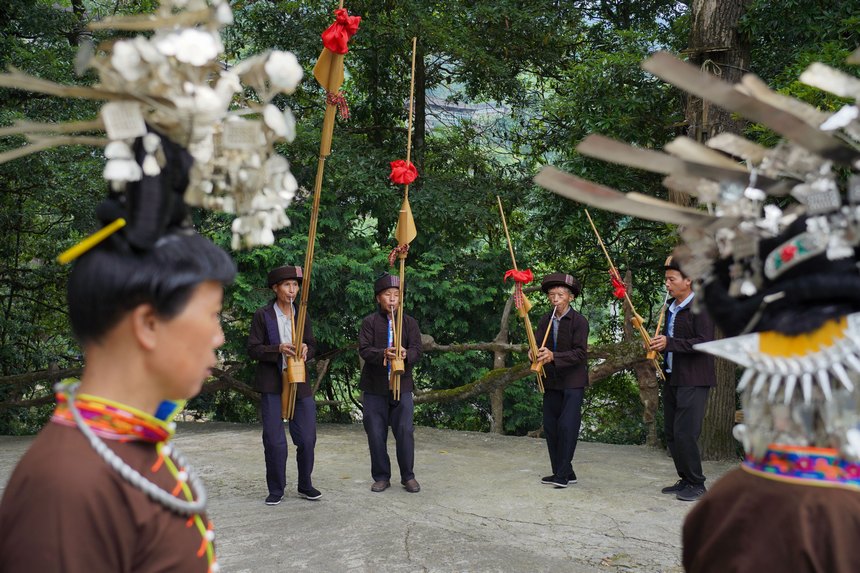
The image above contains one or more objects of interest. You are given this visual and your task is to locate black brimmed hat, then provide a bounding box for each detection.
[540,273,581,297]
[267,265,303,287]
[374,273,400,295]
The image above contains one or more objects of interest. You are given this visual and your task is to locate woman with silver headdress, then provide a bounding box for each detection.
[0,133,235,572]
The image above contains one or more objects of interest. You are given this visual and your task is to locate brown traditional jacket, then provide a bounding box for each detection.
[533,308,589,389]
[247,301,317,397]
[662,302,716,387]
[684,467,860,572]
[0,422,211,572]
[358,308,422,396]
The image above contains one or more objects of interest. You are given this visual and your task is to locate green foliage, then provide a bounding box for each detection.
[503,379,543,435]
[580,372,646,445]
[1,0,857,443]
[0,0,104,433]
[740,0,860,85]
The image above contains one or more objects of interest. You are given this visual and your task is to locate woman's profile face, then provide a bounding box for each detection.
[149,280,225,401]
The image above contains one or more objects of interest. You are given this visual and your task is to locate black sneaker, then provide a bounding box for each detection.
[551,475,569,488]
[540,475,556,485]
[568,471,577,484]
[298,487,322,500]
[676,483,706,501]
[661,479,687,494]
[264,494,283,505]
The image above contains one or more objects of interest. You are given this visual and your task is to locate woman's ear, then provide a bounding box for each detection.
[130,304,159,350]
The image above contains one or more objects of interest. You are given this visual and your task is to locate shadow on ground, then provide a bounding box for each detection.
[0,423,738,572]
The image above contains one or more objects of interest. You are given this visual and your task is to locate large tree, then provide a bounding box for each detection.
[1,0,856,446]
[676,0,752,460]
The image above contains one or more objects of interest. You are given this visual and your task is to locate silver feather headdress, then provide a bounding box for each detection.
[0,0,303,251]
[535,48,860,469]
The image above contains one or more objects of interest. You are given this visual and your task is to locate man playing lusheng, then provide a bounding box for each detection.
[358,273,423,493]
[534,272,589,488]
[247,265,320,504]
[649,256,716,502]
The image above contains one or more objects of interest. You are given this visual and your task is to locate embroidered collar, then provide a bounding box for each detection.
[743,444,860,491]
[52,381,217,569]
[53,391,173,443]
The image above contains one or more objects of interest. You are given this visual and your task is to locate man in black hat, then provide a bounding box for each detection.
[247,265,320,504]
[649,256,715,502]
[358,273,423,493]
[534,272,589,488]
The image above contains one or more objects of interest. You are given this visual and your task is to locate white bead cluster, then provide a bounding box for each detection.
[82,0,304,249]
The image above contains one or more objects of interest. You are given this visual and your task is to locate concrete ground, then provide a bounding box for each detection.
[0,423,738,572]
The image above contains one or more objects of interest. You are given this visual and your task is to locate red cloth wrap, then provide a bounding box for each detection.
[321,8,361,55]
[609,270,627,300]
[326,91,350,120]
[388,243,410,266]
[504,268,533,309]
[389,160,418,185]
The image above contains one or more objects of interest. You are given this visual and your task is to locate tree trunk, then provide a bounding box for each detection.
[683,0,752,149]
[699,334,738,459]
[682,0,751,459]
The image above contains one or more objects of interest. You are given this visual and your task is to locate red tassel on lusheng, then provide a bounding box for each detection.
[609,270,627,300]
[389,160,418,185]
[388,243,409,266]
[321,8,361,55]
[326,91,350,120]
[503,268,533,284]
[504,268,533,309]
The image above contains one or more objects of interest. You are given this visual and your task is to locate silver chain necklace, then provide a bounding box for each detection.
[62,382,208,516]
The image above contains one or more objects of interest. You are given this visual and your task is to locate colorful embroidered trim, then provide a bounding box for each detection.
[743,444,860,490]
[763,231,827,280]
[53,392,172,443]
[54,384,218,571]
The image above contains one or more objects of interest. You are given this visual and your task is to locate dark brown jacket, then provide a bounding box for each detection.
[358,308,422,396]
[662,302,716,387]
[0,422,211,572]
[247,301,317,397]
[684,468,860,572]
[534,308,589,389]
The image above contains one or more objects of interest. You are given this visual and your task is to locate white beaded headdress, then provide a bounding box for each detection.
[0,0,303,250]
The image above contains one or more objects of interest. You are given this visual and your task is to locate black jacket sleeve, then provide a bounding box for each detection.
[404,316,423,366]
[247,307,279,362]
[358,315,386,365]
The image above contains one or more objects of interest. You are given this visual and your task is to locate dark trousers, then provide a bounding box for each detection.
[663,384,710,486]
[260,392,317,495]
[543,387,584,478]
[362,391,415,483]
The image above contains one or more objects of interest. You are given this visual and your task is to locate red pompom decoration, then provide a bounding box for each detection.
[503,268,534,284]
[504,268,533,309]
[609,270,627,300]
[389,160,418,185]
[321,8,361,55]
